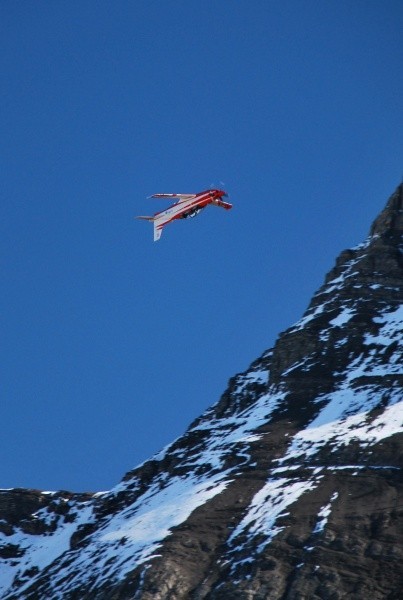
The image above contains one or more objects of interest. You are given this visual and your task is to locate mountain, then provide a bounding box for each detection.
[1,185,402,600]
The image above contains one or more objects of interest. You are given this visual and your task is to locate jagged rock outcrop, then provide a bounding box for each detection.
[1,185,402,599]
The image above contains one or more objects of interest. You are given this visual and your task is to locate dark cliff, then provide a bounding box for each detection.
[1,185,402,599]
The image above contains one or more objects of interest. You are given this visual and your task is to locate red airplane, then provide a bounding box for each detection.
[137,189,232,241]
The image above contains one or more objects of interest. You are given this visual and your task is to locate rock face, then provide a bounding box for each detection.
[1,185,402,599]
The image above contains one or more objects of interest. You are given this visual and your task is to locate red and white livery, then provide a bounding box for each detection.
[137,189,232,241]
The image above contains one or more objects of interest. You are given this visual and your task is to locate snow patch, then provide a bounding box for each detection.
[329,307,355,327]
[228,477,317,553]
[0,503,94,598]
[313,492,338,533]
[365,306,403,347]
[101,474,228,560]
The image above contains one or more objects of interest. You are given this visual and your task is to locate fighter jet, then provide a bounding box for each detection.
[137,189,232,241]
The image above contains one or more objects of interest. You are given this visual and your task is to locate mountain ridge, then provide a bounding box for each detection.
[1,184,402,599]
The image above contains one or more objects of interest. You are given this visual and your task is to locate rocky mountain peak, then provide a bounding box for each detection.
[268,184,402,393]
[1,185,402,599]
[370,183,403,238]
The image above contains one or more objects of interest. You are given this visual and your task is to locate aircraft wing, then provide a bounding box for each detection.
[148,193,197,200]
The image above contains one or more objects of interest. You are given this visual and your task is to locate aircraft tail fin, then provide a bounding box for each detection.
[137,215,163,241]
[154,222,163,241]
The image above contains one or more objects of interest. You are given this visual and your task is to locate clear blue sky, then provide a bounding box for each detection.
[1,1,402,492]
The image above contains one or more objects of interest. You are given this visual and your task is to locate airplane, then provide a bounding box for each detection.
[137,189,232,241]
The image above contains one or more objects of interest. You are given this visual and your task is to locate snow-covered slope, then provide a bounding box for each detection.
[1,185,402,600]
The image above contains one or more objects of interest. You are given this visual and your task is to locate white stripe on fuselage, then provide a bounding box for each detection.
[154,192,212,228]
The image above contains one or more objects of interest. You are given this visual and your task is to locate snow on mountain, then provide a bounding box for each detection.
[1,184,402,599]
